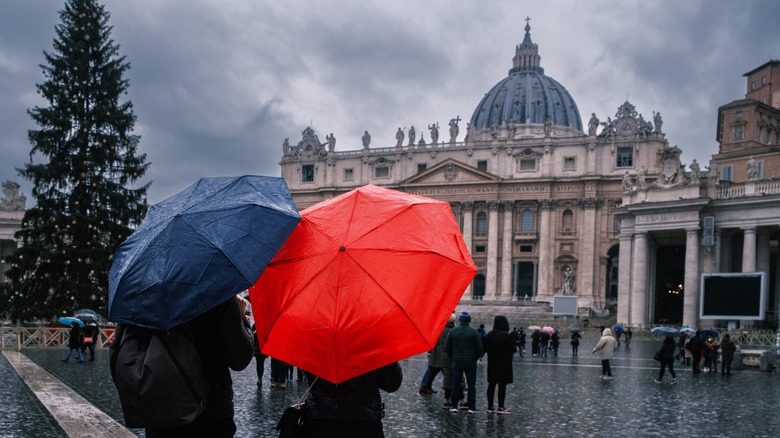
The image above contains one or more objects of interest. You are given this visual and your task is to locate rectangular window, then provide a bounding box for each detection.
[563,156,576,171]
[734,126,744,140]
[374,166,389,178]
[477,160,488,172]
[519,244,533,253]
[475,245,486,253]
[417,163,427,173]
[721,165,732,182]
[343,168,354,181]
[736,111,743,119]
[301,164,315,183]
[616,147,633,168]
[520,159,536,171]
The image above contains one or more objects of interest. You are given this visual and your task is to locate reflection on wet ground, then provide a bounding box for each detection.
[3,340,779,437]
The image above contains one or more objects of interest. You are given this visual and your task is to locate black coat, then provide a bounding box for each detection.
[67,325,82,349]
[483,316,516,384]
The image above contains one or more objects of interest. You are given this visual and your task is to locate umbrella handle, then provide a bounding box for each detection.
[293,376,318,408]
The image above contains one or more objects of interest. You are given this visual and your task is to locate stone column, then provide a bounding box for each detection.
[537,199,555,299]
[579,198,599,304]
[683,228,700,328]
[501,201,514,298]
[486,201,499,298]
[630,232,648,327]
[756,228,770,274]
[742,227,757,272]
[617,233,633,325]
[720,231,733,272]
[461,202,474,297]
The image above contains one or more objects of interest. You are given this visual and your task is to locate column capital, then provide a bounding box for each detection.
[578,197,602,209]
[539,199,557,210]
[488,200,500,210]
[461,201,474,211]
[501,200,515,210]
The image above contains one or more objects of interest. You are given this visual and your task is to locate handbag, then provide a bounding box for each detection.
[653,351,661,361]
[277,377,318,437]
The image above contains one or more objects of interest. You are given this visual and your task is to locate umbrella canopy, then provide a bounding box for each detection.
[250,184,477,384]
[109,176,301,331]
[528,325,542,331]
[58,316,84,327]
[613,325,625,334]
[700,329,719,339]
[75,313,98,323]
[541,326,555,334]
[680,327,696,334]
[568,327,582,333]
[651,326,680,337]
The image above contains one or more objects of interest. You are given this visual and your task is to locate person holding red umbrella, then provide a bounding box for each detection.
[301,362,402,437]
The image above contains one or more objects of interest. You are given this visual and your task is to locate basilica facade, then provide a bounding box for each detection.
[280,24,780,329]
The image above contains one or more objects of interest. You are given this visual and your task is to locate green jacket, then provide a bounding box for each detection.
[444,322,483,370]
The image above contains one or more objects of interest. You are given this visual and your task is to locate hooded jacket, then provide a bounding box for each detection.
[592,328,617,360]
[483,315,516,384]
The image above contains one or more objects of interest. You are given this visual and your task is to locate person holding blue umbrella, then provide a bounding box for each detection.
[62,321,84,363]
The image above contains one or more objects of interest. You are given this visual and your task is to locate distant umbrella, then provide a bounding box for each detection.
[651,326,680,337]
[58,316,84,327]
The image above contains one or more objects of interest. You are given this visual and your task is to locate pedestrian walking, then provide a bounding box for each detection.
[570,331,582,356]
[719,334,737,375]
[550,332,560,357]
[687,331,705,374]
[517,328,526,357]
[540,331,550,357]
[419,311,448,395]
[592,328,617,380]
[444,311,483,413]
[625,327,632,346]
[439,313,462,408]
[483,315,516,414]
[81,322,98,362]
[654,336,678,384]
[62,322,85,363]
[251,325,267,388]
[531,329,541,356]
[704,335,720,373]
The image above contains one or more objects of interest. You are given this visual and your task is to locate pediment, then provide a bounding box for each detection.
[401,159,500,185]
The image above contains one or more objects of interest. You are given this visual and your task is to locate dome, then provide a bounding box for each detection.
[469,22,583,138]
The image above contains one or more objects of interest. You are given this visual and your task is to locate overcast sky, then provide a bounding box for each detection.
[2,1,779,205]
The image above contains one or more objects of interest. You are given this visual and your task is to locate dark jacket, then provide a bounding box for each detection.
[483,316,515,384]
[659,336,677,361]
[110,297,253,429]
[67,324,82,348]
[444,321,483,370]
[687,334,705,356]
[720,337,737,361]
[304,362,402,423]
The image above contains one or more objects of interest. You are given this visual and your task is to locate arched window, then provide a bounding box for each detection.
[562,209,574,233]
[476,212,487,236]
[520,209,534,233]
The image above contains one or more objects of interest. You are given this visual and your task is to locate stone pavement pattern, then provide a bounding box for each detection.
[2,340,780,437]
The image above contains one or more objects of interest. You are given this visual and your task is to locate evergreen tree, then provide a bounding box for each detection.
[1,0,149,322]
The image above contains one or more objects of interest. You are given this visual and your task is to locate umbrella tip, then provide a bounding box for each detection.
[339,246,345,252]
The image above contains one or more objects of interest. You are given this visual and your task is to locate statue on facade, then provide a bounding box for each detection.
[449,117,460,143]
[747,156,759,180]
[588,113,599,136]
[689,159,701,184]
[637,168,648,190]
[1,181,26,211]
[706,161,720,186]
[282,137,290,156]
[395,127,404,148]
[598,117,615,139]
[562,268,576,295]
[362,130,371,149]
[544,117,552,137]
[622,171,633,193]
[326,133,336,152]
[408,126,416,147]
[653,111,663,135]
[428,123,439,144]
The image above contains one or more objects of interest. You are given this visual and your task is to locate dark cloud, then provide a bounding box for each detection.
[2,0,779,204]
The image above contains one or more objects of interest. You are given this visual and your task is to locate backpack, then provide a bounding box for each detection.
[112,323,210,428]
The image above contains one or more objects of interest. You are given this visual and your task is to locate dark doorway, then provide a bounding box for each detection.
[514,262,535,299]
[654,245,685,324]
[473,274,485,300]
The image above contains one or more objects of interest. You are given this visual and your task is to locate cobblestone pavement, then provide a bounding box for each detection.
[3,340,780,437]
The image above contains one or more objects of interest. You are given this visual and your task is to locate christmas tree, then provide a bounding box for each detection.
[1,0,149,323]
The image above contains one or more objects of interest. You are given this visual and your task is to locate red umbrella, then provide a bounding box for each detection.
[250,184,476,383]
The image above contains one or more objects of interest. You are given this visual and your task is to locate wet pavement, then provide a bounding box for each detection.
[2,339,780,437]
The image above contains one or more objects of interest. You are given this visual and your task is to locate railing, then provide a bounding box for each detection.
[716,179,780,199]
[1,326,116,351]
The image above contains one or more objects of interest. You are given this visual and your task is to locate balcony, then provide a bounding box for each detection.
[514,232,537,241]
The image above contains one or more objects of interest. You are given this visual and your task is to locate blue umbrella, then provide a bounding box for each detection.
[651,326,680,337]
[569,327,582,333]
[58,316,85,327]
[613,325,625,334]
[108,176,301,331]
[700,329,719,339]
[680,327,696,334]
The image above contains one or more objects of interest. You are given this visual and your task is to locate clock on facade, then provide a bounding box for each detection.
[615,117,638,136]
